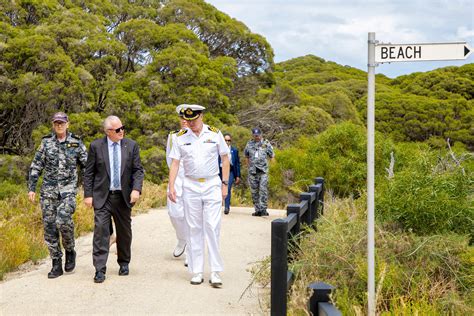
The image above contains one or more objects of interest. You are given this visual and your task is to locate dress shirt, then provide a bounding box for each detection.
[107,137,121,190]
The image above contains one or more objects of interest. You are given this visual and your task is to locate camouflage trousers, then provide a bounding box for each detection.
[40,195,76,259]
[248,171,269,214]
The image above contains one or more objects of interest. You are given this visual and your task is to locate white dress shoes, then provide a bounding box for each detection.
[190,273,203,285]
[173,241,186,257]
[209,272,222,288]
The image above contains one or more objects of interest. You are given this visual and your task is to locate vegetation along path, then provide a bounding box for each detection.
[0,207,285,315]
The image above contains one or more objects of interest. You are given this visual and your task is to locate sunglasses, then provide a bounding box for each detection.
[108,126,125,133]
[225,139,232,142]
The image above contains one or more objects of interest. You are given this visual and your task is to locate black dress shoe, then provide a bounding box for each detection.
[224,208,229,214]
[119,265,129,276]
[252,211,262,216]
[94,271,106,283]
[261,211,269,216]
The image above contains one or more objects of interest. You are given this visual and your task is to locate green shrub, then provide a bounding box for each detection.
[0,181,23,200]
[140,146,167,184]
[278,197,473,315]
[376,146,473,241]
[269,122,394,203]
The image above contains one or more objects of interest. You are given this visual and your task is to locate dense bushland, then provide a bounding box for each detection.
[1,1,472,313]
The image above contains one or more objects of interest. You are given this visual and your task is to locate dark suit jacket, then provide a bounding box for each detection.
[219,146,241,178]
[84,137,144,209]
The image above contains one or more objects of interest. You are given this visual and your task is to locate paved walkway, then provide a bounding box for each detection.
[0,207,285,315]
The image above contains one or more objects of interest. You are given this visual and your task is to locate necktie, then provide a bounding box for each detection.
[113,142,120,188]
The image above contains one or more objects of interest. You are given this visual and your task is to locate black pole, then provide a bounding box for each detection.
[315,177,325,216]
[308,282,335,315]
[271,219,288,316]
[300,192,315,225]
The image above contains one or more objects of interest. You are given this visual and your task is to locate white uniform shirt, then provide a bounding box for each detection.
[169,124,229,178]
[166,131,186,195]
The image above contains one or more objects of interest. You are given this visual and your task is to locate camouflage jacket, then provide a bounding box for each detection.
[244,139,274,174]
[28,132,88,198]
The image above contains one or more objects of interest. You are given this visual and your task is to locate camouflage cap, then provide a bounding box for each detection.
[51,112,68,123]
[252,128,262,135]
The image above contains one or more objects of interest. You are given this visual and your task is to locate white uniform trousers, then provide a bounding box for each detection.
[183,175,223,274]
[167,195,187,245]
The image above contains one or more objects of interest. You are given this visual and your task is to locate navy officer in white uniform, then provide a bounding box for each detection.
[165,104,188,262]
[168,104,230,287]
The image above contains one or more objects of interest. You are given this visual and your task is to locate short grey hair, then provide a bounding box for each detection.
[103,115,121,132]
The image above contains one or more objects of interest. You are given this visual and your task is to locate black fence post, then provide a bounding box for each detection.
[300,192,314,225]
[287,204,301,235]
[308,184,321,222]
[315,177,325,216]
[308,282,337,315]
[271,219,288,316]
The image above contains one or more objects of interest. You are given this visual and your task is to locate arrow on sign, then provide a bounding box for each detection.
[375,42,472,63]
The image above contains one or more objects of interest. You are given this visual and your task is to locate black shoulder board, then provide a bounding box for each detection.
[169,129,180,135]
[208,126,219,133]
[42,134,53,139]
[70,133,82,140]
[177,129,188,136]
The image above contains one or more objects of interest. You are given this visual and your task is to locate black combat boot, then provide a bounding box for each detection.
[48,258,63,278]
[65,250,76,272]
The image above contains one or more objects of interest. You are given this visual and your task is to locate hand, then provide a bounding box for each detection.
[28,191,36,203]
[221,185,228,199]
[130,190,140,205]
[84,197,93,208]
[168,187,177,203]
[235,177,241,185]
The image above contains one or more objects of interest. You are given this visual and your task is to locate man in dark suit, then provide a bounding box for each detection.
[219,133,241,214]
[83,115,144,283]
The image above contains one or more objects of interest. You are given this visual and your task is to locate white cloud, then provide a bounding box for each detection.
[206,0,474,77]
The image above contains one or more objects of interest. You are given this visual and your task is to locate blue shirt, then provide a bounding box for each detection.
[107,138,121,190]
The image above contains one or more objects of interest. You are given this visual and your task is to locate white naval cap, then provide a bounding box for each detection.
[180,104,206,120]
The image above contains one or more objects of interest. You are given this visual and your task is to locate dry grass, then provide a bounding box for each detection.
[0,180,166,279]
[250,193,474,315]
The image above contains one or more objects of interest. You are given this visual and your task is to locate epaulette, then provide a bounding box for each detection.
[69,133,82,140]
[177,129,188,136]
[208,126,219,133]
[169,129,181,135]
[42,134,53,139]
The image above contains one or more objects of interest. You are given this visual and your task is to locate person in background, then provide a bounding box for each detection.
[244,128,274,217]
[165,105,188,262]
[168,104,230,287]
[83,115,144,283]
[219,133,241,214]
[28,112,87,278]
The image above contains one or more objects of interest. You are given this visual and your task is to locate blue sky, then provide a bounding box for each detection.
[206,0,474,78]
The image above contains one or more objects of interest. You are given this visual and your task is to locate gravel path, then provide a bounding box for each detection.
[0,207,285,315]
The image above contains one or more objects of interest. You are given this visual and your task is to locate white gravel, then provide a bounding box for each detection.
[0,207,285,315]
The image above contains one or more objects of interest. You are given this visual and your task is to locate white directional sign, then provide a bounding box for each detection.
[375,42,472,63]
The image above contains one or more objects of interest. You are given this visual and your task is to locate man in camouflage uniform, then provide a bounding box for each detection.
[244,128,275,217]
[28,112,88,278]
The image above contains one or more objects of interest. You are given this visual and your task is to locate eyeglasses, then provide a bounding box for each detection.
[108,126,125,133]
[53,121,67,126]
[225,139,231,142]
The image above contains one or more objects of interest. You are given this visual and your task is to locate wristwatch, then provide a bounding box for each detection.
[222,180,229,185]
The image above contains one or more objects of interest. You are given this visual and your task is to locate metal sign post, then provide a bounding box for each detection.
[366,33,471,316]
[367,32,376,316]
